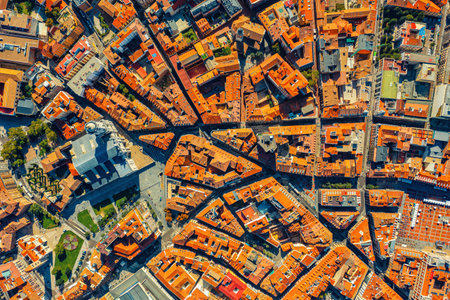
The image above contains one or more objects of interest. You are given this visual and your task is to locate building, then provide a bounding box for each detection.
[225,177,332,248]
[367,189,404,207]
[147,247,270,300]
[0,11,42,70]
[85,88,167,131]
[394,21,426,52]
[348,217,375,261]
[320,189,361,207]
[139,133,175,150]
[195,198,245,237]
[42,91,102,139]
[432,84,450,119]
[211,128,257,154]
[0,260,45,299]
[173,221,274,285]
[55,36,96,81]
[318,122,365,177]
[97,203,161,260]
[165,180,212,214]
[106,267,174,299]
[187,72,241,124]
[260,246,320,297]
[370,212,400,259]
[17,236,50,272]
[165,135,262,188]
[284,246,369,299]
[0,170,32,253]
[387,246,425,290]
[67,56,104,97]
[98,0,137,31]
[0,68,24,116]
[25,62,64,106]
[73,0,93,12]
[411,250,450,300]
[320,211,359,229]
[369,125,450,189]
[256,54,309,99]
[359,272,403,300]
[71,120,139,190]
[42,6,85,58]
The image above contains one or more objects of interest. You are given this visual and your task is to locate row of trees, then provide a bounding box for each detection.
[321,182,353,189]
[28,204,60,228]
[117,84,136,101]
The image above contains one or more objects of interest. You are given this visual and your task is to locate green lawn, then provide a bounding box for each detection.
[93,199,117,227]
[77,210,99,233]
[213,46,232,57]
[113,187,138,209]
[42,215,59,229]
[53,231,83,283]
[28,204,59,229]
[182,28,198,43]
[93,199,116,217]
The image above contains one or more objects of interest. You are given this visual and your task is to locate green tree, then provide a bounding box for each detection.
[12,159,25,167]
[65,268,72,278]
[15,3,23,13]
[54,243,65,260]
[39,139,50,154]
[8,127,28,146]
[406,14,414,21]
[45,18,54,27]
[22,84,33,98]
[28,119,47,139]
[1,140,22,161]
[55,278,64,286]
[47,130,58,143]
[417,11,425,22]
[51,7,60,19]
[271,43,281,54]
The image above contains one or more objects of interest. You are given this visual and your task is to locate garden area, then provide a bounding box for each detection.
[379,6,426,60]
[14,0,34,15]
[301,69,320,87]
[93,199,117,227]
[28,204,60,229]
[77,210,99,233]
[27,164,61,196]
[182,28,198,43]
[95,13,110,37]
[213,47,232,57]
[1,120,57,168]
[53,231,83,285]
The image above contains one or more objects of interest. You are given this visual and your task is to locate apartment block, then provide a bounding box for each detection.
[165,135,262,188]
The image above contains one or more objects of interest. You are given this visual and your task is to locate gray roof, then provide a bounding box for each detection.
[356,34,374,51]
[320,49,340,74]
[375,146,389,163]
[222,0,242,16]
[190,0,220,17]
[428,145,443,158]
[16,98,37,116]
[72,133,133,189]
[434,131,450,142]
